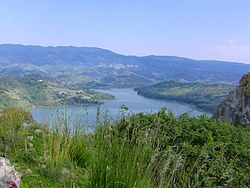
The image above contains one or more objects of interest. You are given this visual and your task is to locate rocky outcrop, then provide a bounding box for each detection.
[214,72,250,125]
[0,157,21,188]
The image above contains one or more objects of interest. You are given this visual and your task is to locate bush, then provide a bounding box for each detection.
[83,109,250,187]
[0,107,249,187]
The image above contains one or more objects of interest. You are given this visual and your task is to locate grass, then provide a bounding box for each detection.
[0,107,249,187]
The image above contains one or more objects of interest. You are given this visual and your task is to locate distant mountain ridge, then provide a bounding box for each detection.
[0,44,249,87]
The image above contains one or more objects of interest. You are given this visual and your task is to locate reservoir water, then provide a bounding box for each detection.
[31,88,206,131]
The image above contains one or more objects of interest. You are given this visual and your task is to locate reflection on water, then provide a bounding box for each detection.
[31,88,207,131]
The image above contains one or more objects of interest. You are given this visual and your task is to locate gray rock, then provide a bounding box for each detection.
[22,122,28,128]
[34,129,43,135]
[26,136,33,141]
[214,72,250,125]
[25,169,32,174]
[0,157,21,187]
[41,164,46,169]
[61,167,70,176]
[22,121,34,128]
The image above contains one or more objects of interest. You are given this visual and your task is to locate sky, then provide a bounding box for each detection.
[0,0,250,63]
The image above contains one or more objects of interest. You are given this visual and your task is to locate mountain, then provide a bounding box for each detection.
[136,80,235,112]
[0,44,250,87]
[214,72,250,125]
[0,63,48,77]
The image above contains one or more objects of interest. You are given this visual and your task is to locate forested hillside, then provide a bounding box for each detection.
[0,76,114,109]
[136,80,235,112]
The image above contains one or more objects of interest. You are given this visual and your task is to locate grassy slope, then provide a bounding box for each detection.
[0,108,249,187]
[0,77,114,109]
[136,80,235,112]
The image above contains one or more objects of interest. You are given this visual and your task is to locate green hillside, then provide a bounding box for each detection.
[0,76,114,110]
[136,80,235,112]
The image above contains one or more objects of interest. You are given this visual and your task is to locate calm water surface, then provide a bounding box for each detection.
[31,88,207,131]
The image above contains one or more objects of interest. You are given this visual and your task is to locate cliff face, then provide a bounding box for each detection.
[214,73,250,125]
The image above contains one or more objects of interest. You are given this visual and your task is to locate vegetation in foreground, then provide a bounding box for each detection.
[0,107,249,187]
[136,80,235,112]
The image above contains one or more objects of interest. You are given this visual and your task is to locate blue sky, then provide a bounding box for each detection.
[0,0,250,63]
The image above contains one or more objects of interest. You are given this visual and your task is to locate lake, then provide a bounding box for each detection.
[31,88,206,131]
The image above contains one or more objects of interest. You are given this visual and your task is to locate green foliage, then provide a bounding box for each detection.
[0,107,249,187]
[116,110,250,187]
[0,107,33,155]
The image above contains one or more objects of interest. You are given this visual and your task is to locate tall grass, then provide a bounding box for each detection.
[0,107,249,187]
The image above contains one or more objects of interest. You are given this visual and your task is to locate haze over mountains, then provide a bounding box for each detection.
[0,44,249,88]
